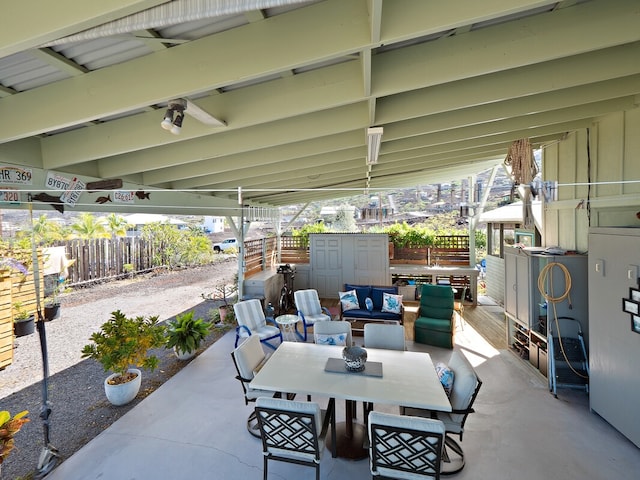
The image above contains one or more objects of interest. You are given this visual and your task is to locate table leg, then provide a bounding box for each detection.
[326,400,368,460]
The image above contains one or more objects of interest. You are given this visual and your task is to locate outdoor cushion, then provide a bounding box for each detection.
[381,292,403,314]
[434,362,455,397]
[344,284,372,309]
[371,286,397,311]
[339,290,360,311]
[419,284,454,319]
[315,333,348,346]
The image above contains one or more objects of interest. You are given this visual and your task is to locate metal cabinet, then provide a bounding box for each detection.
[504,247,588,378]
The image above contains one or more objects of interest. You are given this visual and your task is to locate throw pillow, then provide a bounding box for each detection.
[339,290,359,311]
[365,297,374,312]
[381,292,402,314]
[315,333,348,346]
[434,362,455,397]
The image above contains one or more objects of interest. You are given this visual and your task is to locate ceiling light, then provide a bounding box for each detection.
[160,99,187,135]
[366,127,383,165]
[170,109,184,135]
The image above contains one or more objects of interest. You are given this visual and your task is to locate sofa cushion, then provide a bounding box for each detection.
[341,309,401,322]
[345,284,372,309]
[339,290,359,311]
[371,286,397,311]
[381,292,403,314]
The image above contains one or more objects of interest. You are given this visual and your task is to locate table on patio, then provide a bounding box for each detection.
[250,342,451,460]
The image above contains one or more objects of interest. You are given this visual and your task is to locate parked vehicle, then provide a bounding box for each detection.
[213,238,237,253]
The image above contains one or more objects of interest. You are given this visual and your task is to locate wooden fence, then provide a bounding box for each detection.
[60,237,155,285]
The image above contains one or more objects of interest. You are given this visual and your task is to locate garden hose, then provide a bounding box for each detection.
[537,262,587,379]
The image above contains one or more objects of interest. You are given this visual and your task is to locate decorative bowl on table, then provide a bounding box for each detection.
[342,346,367,372]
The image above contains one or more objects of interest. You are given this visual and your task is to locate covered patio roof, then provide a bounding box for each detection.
[1,1,638,216]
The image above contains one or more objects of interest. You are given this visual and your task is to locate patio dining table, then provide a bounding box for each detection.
[250,342,451,459]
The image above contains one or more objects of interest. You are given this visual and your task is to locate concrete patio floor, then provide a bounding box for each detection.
[45,317,639,479]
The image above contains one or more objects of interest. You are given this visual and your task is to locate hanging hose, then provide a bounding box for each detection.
[27,199,61,478]
[537,262,588,379]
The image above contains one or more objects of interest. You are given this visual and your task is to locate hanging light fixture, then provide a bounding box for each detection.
[160,99,187,135]
[366,127,383,165]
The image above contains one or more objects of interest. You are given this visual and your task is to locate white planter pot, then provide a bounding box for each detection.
[173,346,196,361]
[104,368,142,406]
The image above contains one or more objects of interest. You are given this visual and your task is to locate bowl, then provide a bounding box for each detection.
[342,346,367,372]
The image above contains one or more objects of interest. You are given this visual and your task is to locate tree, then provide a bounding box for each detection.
[333,204,357,232]
[70,213,108,239]
[104,213,130,238]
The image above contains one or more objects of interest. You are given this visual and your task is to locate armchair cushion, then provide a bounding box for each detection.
[447,351,479,424]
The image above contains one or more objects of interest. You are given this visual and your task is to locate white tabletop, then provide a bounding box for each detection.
[275,314,300,325]
[250,342,451,412]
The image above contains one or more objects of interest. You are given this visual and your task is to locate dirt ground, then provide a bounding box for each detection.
[0,257,238,480]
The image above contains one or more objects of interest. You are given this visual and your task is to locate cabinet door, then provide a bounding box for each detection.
[516,254,530,324]
[310,236,342,297]
[504,253,518,317]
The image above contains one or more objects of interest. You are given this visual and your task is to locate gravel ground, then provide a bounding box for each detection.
[0,257,238,480]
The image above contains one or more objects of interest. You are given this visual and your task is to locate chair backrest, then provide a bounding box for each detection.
[231,335,265,382]
[255,396,324,463]
[419,284,454,319]
[294,289,323,316]
[369,411,445,480]
[314,320,352,346]
[447,351,482,425]
[364,323,405,350]
[233,298,266,332]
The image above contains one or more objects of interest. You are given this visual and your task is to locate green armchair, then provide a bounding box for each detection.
[414,284,455,348]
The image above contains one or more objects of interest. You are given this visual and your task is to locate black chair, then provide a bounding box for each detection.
[255,396,336,480]
[369,410,446,479]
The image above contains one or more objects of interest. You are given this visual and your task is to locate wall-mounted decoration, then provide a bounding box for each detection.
[630,287,640,303]
[622,298,639,315]
[632,315,640,334]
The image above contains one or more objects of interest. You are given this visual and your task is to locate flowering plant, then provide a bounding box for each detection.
[0,410,30,464]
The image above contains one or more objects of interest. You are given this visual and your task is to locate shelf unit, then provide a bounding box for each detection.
[504,247,588,378]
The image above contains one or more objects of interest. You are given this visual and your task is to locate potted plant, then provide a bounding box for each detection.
[13,301,35,337]
[0,410,29,473]
[165,311,212,360]
[201,279,238,323]
[81,310,166,406]
[44,276,65,321]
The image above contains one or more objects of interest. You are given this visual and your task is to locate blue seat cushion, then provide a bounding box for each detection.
[342,309,401,322]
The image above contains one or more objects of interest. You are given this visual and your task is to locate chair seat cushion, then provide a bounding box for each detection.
[302,313,331,325]
[241,324,280,340]
[342,309,401,322]
[415,316,454,333]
